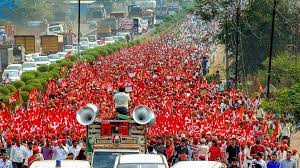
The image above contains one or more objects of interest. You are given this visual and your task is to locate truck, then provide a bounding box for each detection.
[89,119,146,168]
[110,12,126,18]
[12,44,25,64]
[118,18,133,32]
[141,19,149,32]
[40,35,64,55]
[142,9,156,28]
[97,25,112,38]
[128,5,142,18]
[132,17,143,34]
[14,35,36,55]
[0,47,13,73]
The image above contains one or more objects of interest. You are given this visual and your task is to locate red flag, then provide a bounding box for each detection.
[9,90,20,105]
[66,50,72,58]
[29,88,38,102]
[258,82,263,93]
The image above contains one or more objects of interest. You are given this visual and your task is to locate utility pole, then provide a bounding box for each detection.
[235,0,240,89]
[78,0,81,57]
[267,0,277,98]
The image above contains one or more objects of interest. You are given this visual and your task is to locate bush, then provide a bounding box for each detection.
[25,79,41,85]
[37,72,50,80]
[0,86,10,95]
[83,55,96,62]
[21,72,36,82]
[27,82,42,91]
[4,84,16,93]
[21,91,29,102]
[49,63,59,71]
[37,65,49,72]
[21,85,35,92]
[12,80,25,89]
[49,70,60,79]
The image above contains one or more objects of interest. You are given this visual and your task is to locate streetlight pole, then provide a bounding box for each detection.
[235,0,240,89]
[267,0,277,98]
[78,0,81,57]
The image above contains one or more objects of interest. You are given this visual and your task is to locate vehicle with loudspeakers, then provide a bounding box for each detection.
[76,104,156,168]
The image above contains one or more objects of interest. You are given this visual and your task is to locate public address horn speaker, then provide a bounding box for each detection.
[76,103,99,126]
[133,105,156,127]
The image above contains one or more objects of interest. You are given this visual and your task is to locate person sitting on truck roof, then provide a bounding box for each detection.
[113,86,130,116]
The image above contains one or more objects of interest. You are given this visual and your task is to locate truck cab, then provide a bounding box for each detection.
[88,120,146,168]
[47,23,65,34]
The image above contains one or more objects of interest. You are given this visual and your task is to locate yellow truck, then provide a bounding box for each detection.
[40,35,64,55]
[14,35,35,54]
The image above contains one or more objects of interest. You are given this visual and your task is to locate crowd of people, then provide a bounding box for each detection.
[0,15,298,168]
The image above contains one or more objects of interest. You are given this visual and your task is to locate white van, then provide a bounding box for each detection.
[113,154,169,168]
[30,160,90,168]
[172,161,224,168]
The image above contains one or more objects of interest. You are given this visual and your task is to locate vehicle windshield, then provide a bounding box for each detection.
[65,45,72,49]
[4,71,19,77]
[48,54,60,59]
[117,164,167,168]
[92,152,139,168]
[80,45,89,50]
[105,37,114,41]
[49,26,61,32]
[88,36,97,42]
[23,63,36,68]
[34,57,49,61]
[7,66,21,70]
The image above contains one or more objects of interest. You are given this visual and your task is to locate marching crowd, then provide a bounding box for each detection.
[0,15,298,168]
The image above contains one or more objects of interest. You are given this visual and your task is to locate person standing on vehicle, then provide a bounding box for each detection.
[114,86,130,116]
[53,141,68,160]
[41,140,53,160]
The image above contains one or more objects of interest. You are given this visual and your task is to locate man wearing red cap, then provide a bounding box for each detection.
[53,140,68,160]
[276,145,287,161]
[291,149,299,168]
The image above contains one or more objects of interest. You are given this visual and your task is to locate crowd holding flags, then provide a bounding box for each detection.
[0,15,298,166]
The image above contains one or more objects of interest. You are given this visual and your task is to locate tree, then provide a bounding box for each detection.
[194,0,296,75]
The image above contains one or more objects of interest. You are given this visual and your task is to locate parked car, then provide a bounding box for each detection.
[33,56,50,66]
[22,62,37,72]
[64,45,73,52]
[113,35,126,42]
[57,52,68,59]
[2,70,20,83]
[30,160,91,168]
[6,64,23,75]
[172,161,224,168]
[113,154,169,168]
[79,37,89,45]
[80,45,89,51]
[25,54,34,62]
[105,37,115,44]
[48,54,61,64]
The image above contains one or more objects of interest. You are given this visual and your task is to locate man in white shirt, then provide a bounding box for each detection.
[23,142,33,168]
[53,141,68,160]
[198,139,209,161]
[68,141,81,159]
[113,86,130,115]
[251,152,267,168]
[9,140,25,168]
[0,153,13,168]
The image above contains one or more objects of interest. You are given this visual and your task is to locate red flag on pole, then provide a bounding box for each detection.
[66,50,72,58]
[9,90,20,105]
[29,88,38,101]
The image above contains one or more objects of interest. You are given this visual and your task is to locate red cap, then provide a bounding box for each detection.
[199,154,206,160]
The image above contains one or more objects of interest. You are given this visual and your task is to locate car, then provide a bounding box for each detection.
[64,45,73,52]
[113,35,126,42]
[171,161,224,168]
[2,70,20,83]
[48,54,61,64]
[33,56,50,66]
[79,45,89,51]
[105,37,115,44]
[25,54,34,62]
[72,44,80,54]
[80,37,89,45]
[113,154,169,168]
[6,64,23,75]
[22,62,37,72]
[57,52,68,59]
[92,149,140,168]
[30,160,91,168]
